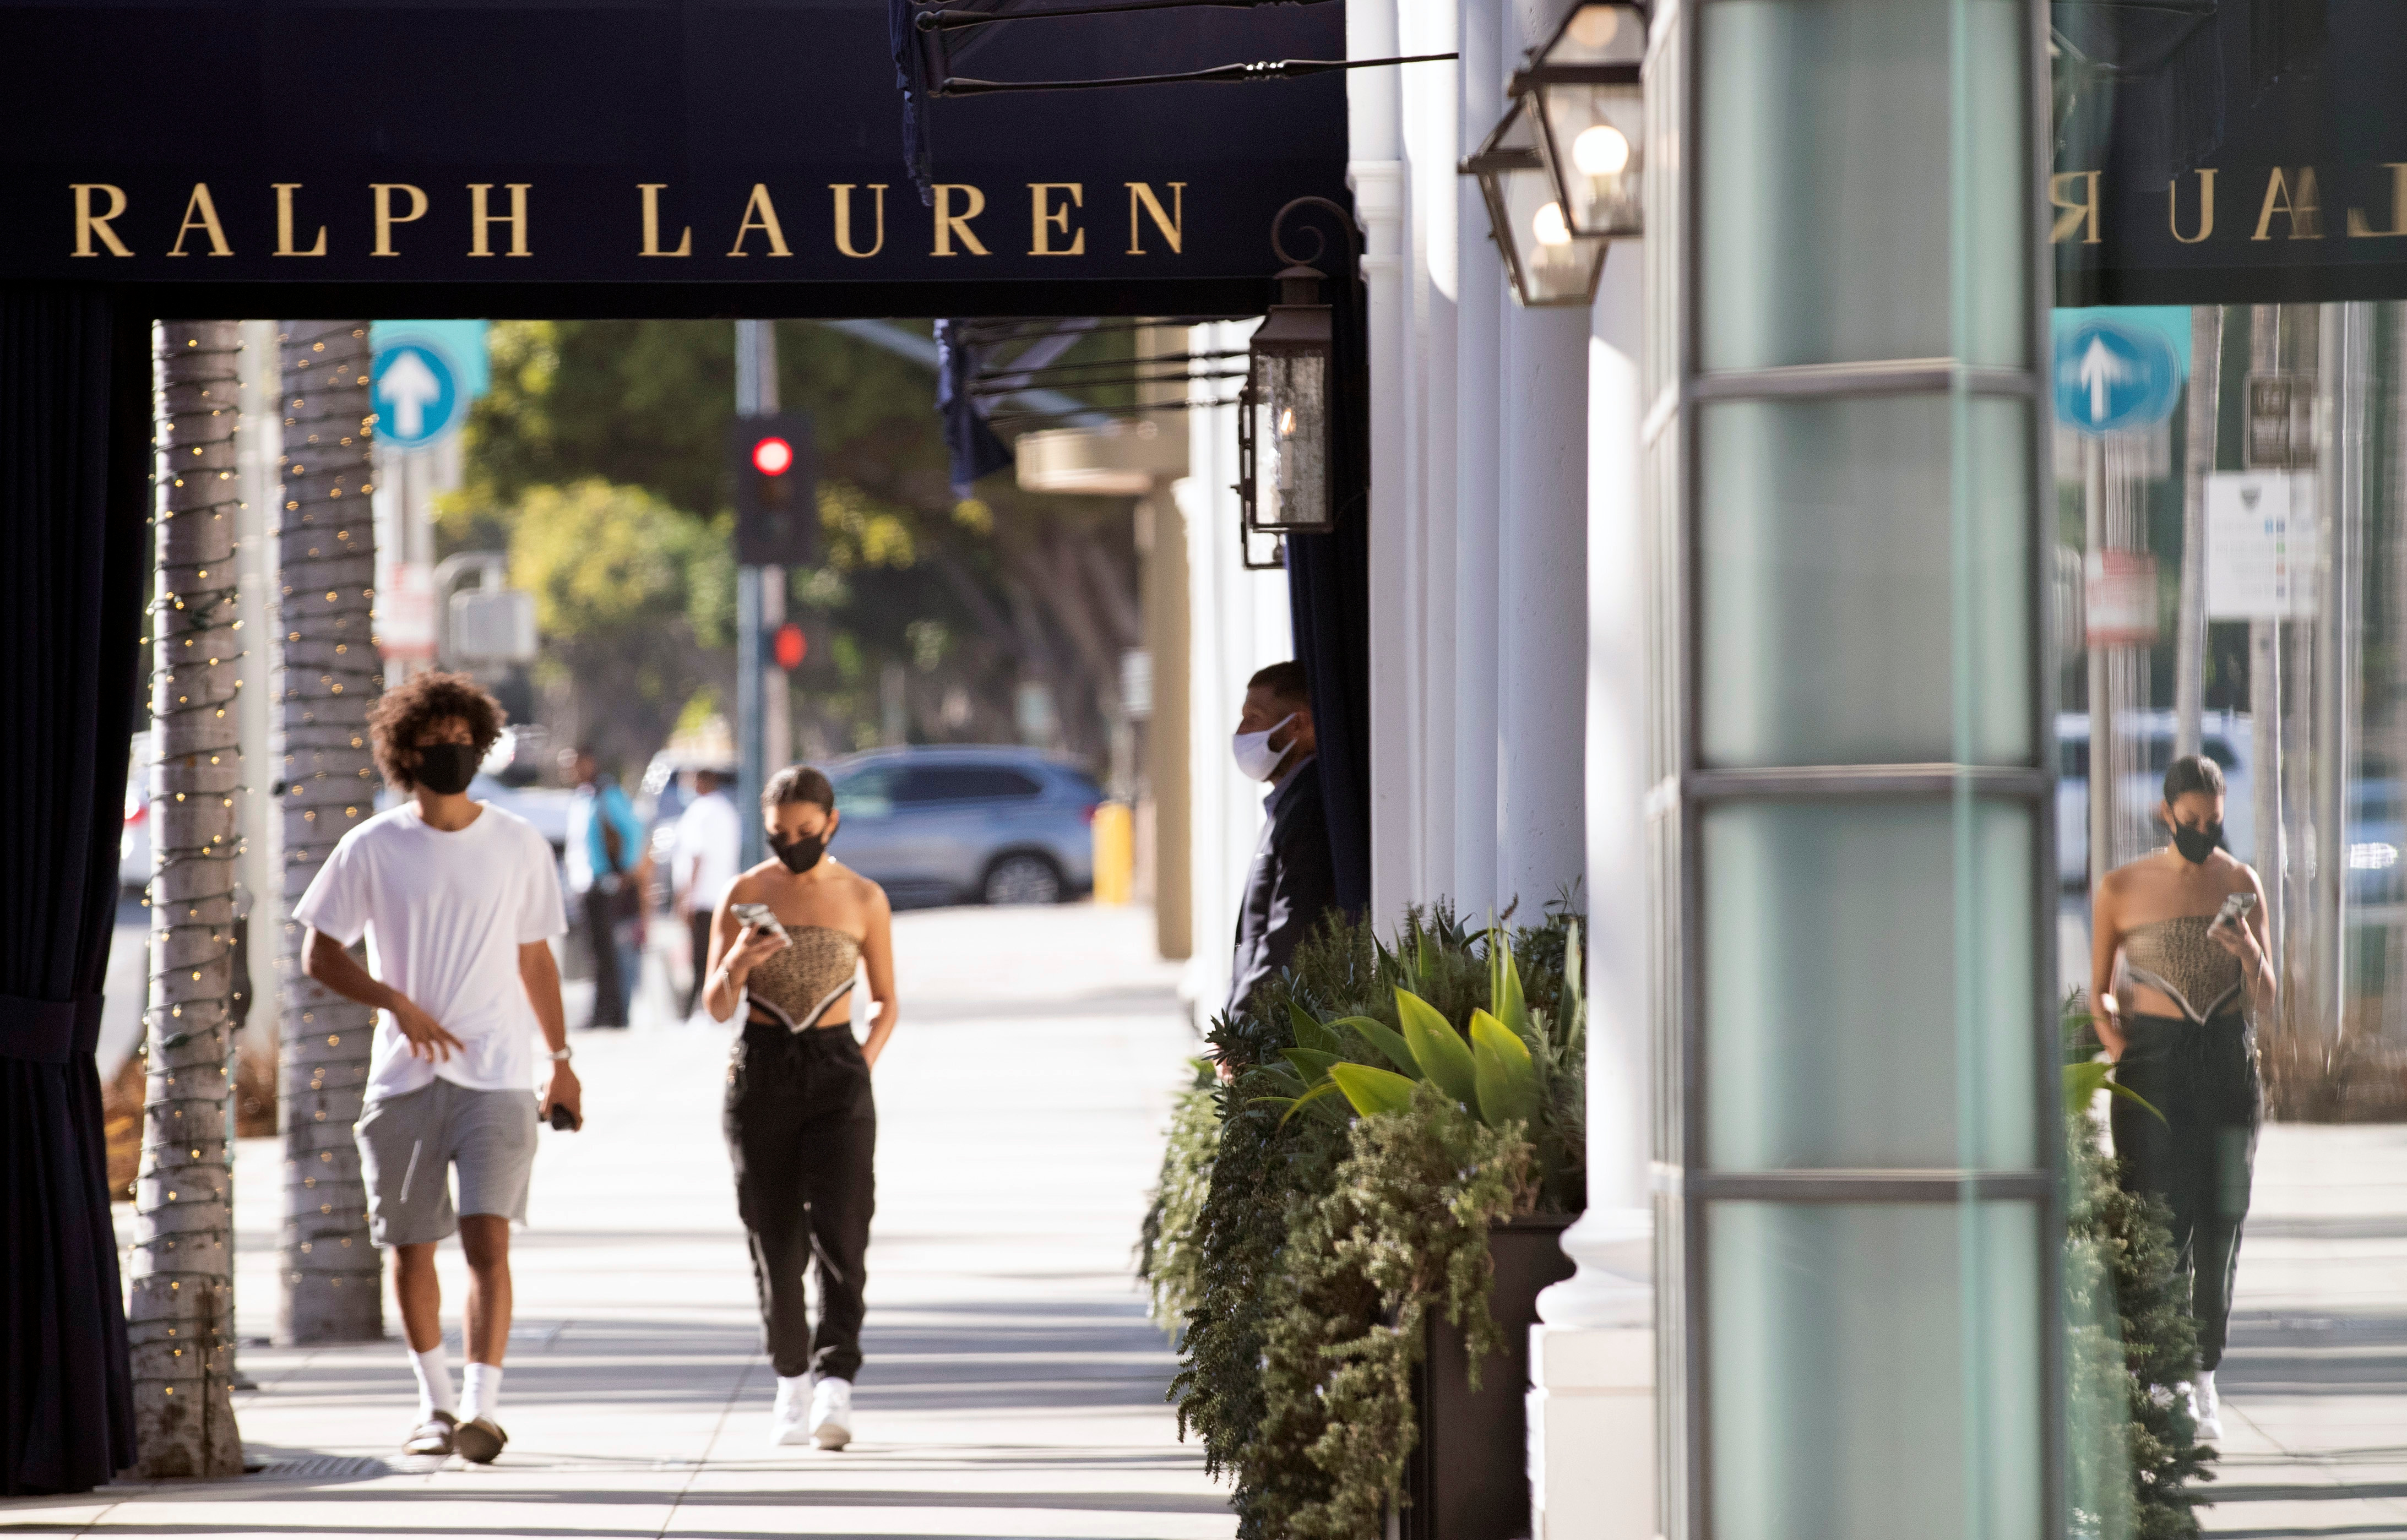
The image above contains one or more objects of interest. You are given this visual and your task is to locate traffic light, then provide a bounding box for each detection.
[730,412,818,567]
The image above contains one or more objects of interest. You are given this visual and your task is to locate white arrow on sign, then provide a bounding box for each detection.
[2077,336,2131,426]
[380,349,443,440]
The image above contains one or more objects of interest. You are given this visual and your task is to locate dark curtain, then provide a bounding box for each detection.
[1287,228,1373,919]
[1,287,150,1495]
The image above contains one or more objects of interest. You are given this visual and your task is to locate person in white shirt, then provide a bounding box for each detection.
[671,768,742,1017]
[293,672,575,1467]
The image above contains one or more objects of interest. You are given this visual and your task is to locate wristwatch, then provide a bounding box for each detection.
[547,1046,574,1063]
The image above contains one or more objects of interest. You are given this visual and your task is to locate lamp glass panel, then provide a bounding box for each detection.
[1497,157,1607,304]
[1253,351,1330,529]
[1702,797,2036,1171]
[1537,81,1644,236]
[1544,2,1646,63]
[1707,1201,2043,1540]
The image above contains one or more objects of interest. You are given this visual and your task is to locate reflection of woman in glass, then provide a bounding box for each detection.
[2090,754,2275,1440]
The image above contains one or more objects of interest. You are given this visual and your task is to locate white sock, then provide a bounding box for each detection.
[461,1362,503,1423]
[411,1344,455,1421]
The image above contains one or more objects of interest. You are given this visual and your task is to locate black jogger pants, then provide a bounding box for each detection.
[2110,1011,2259,1372]
[724,1017,877,1382]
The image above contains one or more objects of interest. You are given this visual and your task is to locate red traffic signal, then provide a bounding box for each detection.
[729,413,817,567]
[751,435,794,477]
[773,622,806,671]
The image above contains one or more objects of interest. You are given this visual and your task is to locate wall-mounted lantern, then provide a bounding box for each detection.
[1513,2,1647,240]
[1463,95,1610,307]
[1241,198,1354,547]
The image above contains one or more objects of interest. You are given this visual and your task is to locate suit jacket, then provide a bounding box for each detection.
[1226,759,1339,1020]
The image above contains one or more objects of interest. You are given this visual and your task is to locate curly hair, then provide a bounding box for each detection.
[366,671,506,790]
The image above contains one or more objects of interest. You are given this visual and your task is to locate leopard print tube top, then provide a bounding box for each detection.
[746,925,861,1032]
[2123,915,2245,1023]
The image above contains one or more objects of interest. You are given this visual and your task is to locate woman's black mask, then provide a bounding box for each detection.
[2171,819,2223,865]
[769,831,827,874]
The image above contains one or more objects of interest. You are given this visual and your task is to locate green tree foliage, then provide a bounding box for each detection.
[504,478,731,772]
[448,319,1144,764]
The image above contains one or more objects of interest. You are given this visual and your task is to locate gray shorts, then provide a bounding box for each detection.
[355,1079,538,1247]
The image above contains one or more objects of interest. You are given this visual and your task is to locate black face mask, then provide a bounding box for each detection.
[2171,820,2223,865]
[414,743,480,797]
[769,831,828,874]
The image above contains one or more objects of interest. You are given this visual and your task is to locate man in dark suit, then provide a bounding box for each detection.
[1225,661,1339,1024]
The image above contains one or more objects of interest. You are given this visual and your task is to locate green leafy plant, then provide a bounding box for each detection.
[1141,900,1585,1539]
[2062,991,2214,1539]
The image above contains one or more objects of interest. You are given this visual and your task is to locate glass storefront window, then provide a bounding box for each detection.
[1697,0,2028,372]
[1706,1201,2044,1540]
[1699,393,2034,768]
[1703,798,2036,1170]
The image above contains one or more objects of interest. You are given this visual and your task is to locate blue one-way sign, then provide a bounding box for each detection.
[2052,316,2182,436]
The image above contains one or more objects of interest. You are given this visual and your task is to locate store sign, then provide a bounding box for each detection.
[2206,472,2319,619]
[0,4,1347,291]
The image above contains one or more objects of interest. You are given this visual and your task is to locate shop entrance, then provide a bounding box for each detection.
[1,0,1363,1508]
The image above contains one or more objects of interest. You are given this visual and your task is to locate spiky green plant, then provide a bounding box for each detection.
[1140,900,1585,1539]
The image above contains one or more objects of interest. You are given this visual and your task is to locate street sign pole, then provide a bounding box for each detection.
[735,319,780,866]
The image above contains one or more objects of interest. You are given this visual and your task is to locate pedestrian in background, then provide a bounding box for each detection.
[1220,661,1338,1069]
[672,766,742,1019]
[564,747,650,1029]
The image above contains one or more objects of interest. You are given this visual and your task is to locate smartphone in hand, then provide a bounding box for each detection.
[549,1103,582,1132]
[730,902,787,942]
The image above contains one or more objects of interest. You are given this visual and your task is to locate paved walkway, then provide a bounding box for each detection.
[8,904,1231,1539]
[2208,1122,2407,1539]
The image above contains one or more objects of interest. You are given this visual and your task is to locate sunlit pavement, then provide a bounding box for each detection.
[2207,1122,2407,1536]
[16,902,1230,1539]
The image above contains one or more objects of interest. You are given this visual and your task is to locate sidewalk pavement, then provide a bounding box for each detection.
[2207,1121,2407,1537]
[10,903,1232,1539]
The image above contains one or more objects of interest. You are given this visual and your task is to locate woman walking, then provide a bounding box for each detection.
[2090,753,2275,1441]
[704,765,897,1450]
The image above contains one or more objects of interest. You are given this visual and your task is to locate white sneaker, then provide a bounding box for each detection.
[770,1375,812,1446]
[810,1376,853,1450]
[2194,1369,2224,1441]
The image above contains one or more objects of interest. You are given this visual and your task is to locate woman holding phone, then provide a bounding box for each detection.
[703,764,897,1452]
[2090,752,2275,1440]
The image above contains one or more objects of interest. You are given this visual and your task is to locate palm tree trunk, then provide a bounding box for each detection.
[273,322,385,1343]
[129,320,246,1478]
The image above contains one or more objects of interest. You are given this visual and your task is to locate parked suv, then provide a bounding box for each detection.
[824,747,1100,907]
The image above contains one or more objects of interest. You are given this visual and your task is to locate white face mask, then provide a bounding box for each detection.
[1232,713,1298,782]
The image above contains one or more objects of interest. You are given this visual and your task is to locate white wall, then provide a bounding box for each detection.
[1180,319,1294,1030]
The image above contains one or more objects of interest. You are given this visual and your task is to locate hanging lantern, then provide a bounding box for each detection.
[1463,95,1609,307]
[1513,1,1647,240]
[1243,257,1336,534]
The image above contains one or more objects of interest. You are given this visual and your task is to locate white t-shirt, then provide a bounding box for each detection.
[671,790,743,916]
[293,802,568,1103]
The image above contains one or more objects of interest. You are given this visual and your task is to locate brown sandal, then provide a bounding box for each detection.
[402,1410,458,1456]
[453,1416,508,1465]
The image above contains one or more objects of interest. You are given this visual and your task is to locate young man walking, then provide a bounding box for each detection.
[296,672,576,1463]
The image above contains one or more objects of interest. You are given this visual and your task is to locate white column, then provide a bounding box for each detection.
[1452,0,1505,920]
[1352,0,1411,921]
[1495,295,1590,915]
[1405,0,1461,907]
[1527,249,1655,1540]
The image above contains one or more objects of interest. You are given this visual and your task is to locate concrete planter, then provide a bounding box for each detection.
[1405,1212,1578,1540]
